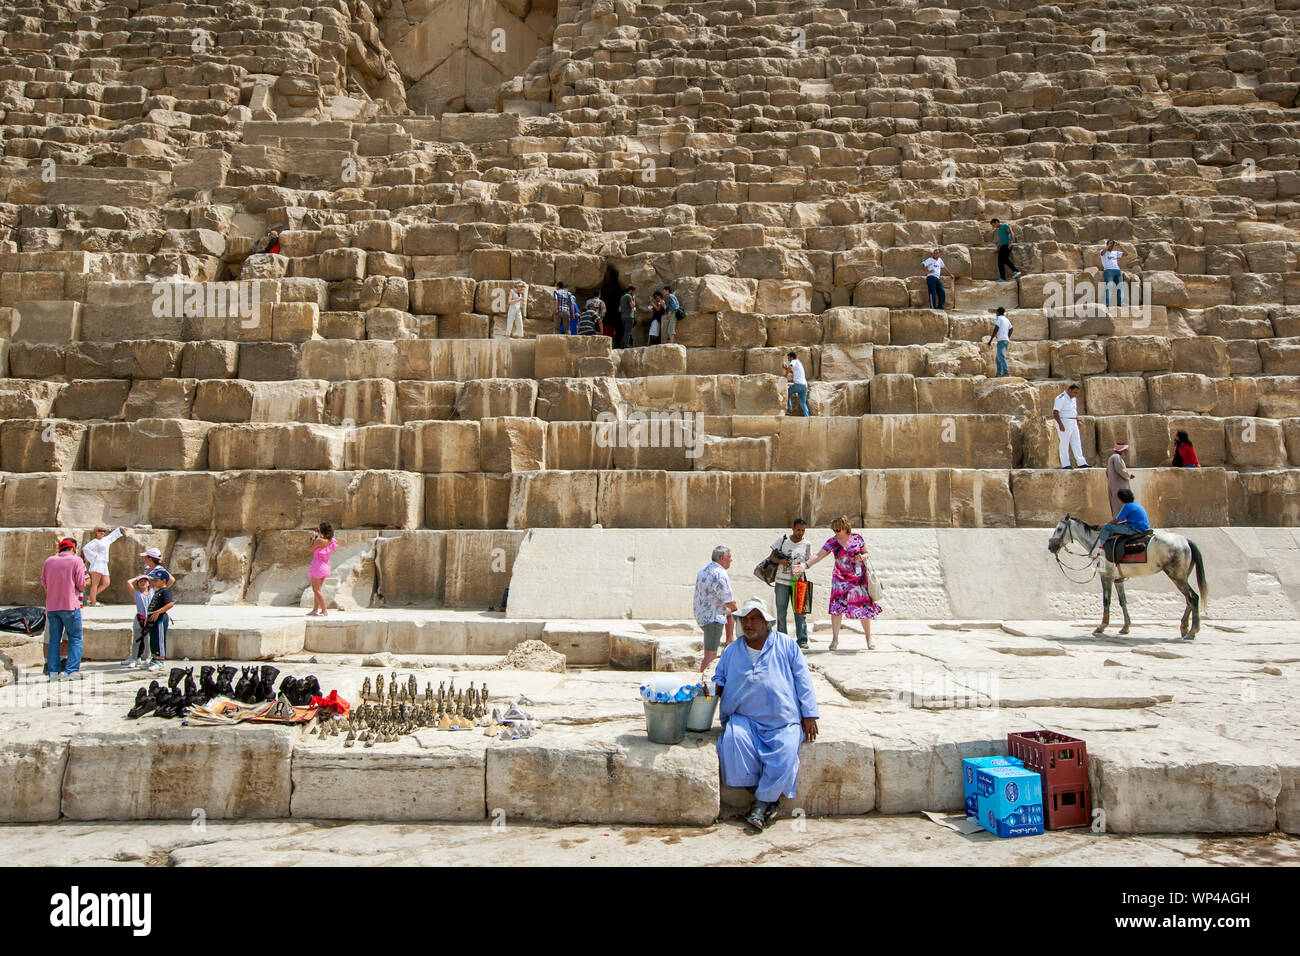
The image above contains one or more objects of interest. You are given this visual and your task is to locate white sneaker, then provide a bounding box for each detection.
[120,658,136,667]
[48,673,61,682]
[147,661,163,672]
[66,672,84,681]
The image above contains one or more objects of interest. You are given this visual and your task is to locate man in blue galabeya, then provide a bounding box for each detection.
[1090,487,1150,558]
[713,596,819,832]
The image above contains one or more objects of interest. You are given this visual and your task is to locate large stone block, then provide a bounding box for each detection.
[730,472,804,527]
[1011,468,1113,526]
[345,471,424,529]
[291,746,486,821]
[410,277,477,314]
[0,737,66,822]
[0,420,85,472]
[208,423,343,470]
[534,334,612,378]
[889,309,949,346]
[1224,417,1287,467]
[1146,373,1219,414]
[1131,468,1229,526]
[860,415,1012,469]
[480,417,546,472]
[822,306,890,345]
[507,471,598,529]
[126,419,212,471]
[1106,336,1173,373]
[425,474,511,529]
[484,727,719,825]
[453,378,537,419]
[61,725,293,819]
[402,420,481,472]
[444,529,522,607]
[1084,376,1149,415]
[1089,730,1279,833]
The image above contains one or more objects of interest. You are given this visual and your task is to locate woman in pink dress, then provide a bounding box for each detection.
[799,515,882,650]
[308,522,338,617]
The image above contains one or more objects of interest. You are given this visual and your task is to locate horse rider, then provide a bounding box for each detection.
[1089,488,1150,560]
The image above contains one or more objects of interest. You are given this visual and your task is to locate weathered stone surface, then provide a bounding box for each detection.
[291,745,486,821]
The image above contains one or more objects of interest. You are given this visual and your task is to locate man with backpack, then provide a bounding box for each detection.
[661,285,684,344]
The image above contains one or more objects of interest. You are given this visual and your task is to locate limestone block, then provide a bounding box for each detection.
[1171,336,1231,377]
[123,379,198,422]
[546,421,614,470]
[0,737,66,822]
[1106,336,1172,373]
[484,727,719,825]
[860,415,1013,469]
[820,344,875,381]
[1214,377,1262,418]
[0,379,60,418]
[889,309,948,346]
[695,275,757,312]
[873,726,1005,814]
[802,469,864,526]
[53,379,131,421]
[1256,377,1300,418]
[756,279,814,316]
[85,423,130,471]
[424,474,511,529]
[810,381,871,417]
[397,381,461,421]
[56,472,144,528]
[444,529,522,607]
[1010,468,1112,526]
[822,306,890,344]
[974,379,1039,419]
[730,472,803,527]
[870,374,918,414]
[327,379,399,426]
[192,380,255,422]
[949,470,1017,528]
[61,725,293,820]
[299,340,400,380]
[618,344,687,378]
[126,418,212,471]
[873,345,927,376]
[410,277,477,314]
[208,423,343,470]
[374,531,447,605]
[862,469,955,528]
[143,473,218,530]
[1260,338,1300,375]
[775,417,860,471]
[715,312,767,349]
[534,335,612,378]
[694,435,772,472]
[1147,373,1219,414]
[1021,415,1099,470]
[535,377,620,422]
[0,420,85,472]
[13,300,80,344]
[1237,470,1300,525]
[402,420,481,472]
[1224,417,1287,467]
[1131,467,1229,527]
[480,417,546,472]
[1050,340,1108,379]
[345,471,424,529]
[507,471,598,529]
[1095,416,1180,468]
[1089,730,1278,833]
[924,341,986,377]
[291,746,486,821]
[1084,376,1148,415]
[451,379,536,420]
[316,248,366,282]
[853,277,910,308]
[210,471,303,531]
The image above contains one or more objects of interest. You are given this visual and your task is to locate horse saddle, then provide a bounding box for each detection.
[1104,530,1154,566]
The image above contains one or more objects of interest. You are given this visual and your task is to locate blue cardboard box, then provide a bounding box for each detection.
[975,765,1044,838]
[962,756,1024,819]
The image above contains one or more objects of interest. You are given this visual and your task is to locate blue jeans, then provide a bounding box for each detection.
[775,583,808,644]
[1096,522,1138,552]
[46,609,83,675]
[995,339,1009,376]
[1104,269,1124,306]
[926,275,945,309]
[148,616,169,659]
[787,383,809,416]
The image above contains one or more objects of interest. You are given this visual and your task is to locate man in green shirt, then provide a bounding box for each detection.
[991,218,1022,281]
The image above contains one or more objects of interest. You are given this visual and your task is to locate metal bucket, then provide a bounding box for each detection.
[686,692,719,732]
[643,700,692,745]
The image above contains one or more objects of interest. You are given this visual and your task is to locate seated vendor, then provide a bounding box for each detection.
[1091,488,1150,558]
[713,596,819,831]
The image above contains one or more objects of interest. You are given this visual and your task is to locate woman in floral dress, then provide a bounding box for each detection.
[799,515,881,650]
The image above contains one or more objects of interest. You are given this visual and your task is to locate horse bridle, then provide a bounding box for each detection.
[1053,515,1100,584]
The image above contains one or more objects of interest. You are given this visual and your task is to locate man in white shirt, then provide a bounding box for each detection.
[784,351,810,417]
[986,307,1013,377]
[1101,240,1125,307]
[769,519,813,648]
[921,250,954,309]
[1052,383,1089,468]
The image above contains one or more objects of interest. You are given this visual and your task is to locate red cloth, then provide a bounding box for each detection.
[41,552,87,611]
[1174,443,1200,467]
[310,690,350,716]
[267,239,280,255]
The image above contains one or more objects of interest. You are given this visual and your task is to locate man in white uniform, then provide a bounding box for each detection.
[1052,383,1088,468]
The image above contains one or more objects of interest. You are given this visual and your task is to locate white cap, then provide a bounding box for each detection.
[140,547,162,560]
[731,596,776,624]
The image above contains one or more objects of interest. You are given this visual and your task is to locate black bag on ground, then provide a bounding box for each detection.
[0,606,46,636]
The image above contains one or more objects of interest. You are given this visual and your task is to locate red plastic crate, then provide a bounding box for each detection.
[1044,782,1091,830]
[1007,730,1089,790]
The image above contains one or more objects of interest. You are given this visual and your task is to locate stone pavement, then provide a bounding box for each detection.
[2,615,1297,834]
[2,816,1296,868]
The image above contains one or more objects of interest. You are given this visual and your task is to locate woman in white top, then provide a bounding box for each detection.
[506,280,526,338]
[1101,240,1125,307]
[81,526,127,606]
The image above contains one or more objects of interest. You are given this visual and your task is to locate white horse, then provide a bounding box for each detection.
[1047,515,1208,639]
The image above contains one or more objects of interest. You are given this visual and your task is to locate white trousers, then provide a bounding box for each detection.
[1058,419,1086,466]
[505,305,524,336]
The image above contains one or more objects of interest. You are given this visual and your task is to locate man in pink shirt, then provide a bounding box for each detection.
[41,537,87,680]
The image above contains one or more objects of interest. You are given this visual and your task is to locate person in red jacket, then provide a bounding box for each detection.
[1172,430,1200,467]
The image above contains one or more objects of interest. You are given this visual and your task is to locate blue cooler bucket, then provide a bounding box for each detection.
[643,700,692,744]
